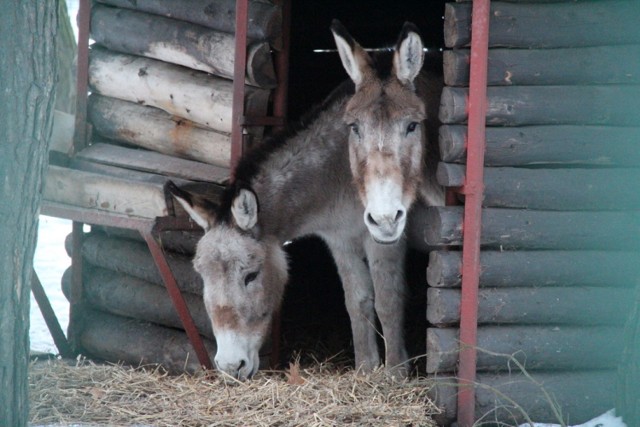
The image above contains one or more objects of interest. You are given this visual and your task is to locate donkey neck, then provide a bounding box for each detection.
[246,89,360,241]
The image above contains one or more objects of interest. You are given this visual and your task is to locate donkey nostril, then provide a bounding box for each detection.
[366,213,379,226]
[238,359,246,370]
[395,210,405,222]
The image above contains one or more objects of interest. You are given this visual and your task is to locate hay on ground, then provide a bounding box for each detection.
[29,357,441,426]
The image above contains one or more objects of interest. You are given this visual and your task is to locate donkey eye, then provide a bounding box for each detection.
[349,123,360,137]
[244,271,259,286]
[406,122,419,135]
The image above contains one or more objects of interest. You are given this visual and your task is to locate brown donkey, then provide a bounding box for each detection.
[331,20,444,244]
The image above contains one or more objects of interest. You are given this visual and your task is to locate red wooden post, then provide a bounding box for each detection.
[142,231,214,370]
[230,0,250,177]
[457,0,491,425]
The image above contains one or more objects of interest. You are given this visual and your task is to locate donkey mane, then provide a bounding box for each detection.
[216,79,355,224]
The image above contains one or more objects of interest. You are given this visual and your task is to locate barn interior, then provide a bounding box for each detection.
[277,0,448,371]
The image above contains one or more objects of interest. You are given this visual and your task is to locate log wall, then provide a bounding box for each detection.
[46,0,283,219]
[47,0,283,373]
[429,1,640,424]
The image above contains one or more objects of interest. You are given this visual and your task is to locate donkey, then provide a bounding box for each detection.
[168,22,443,380]
[330,20,445,243]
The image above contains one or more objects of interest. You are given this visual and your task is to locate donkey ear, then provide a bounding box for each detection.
[166,181,217,230]
[231,188,259,231]
[393,22,424,85]
[331,19,372,87]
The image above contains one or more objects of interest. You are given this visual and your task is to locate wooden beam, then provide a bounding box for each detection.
[78,309,215,374]
[427,250,640,289]
[427,287,634,326]
[43,165,169,219]
[410,206,640,250]
[439,124,640,167]
[62,266,213,339]
[89,47,270,134]
[439,86,640,126]
[76,143,229,183]
[88,95,232,167]
[444,45,640,87]
[445,1,640,48]
[427,325,624,373]
[95,0,283,47]
[437,163,640,210]
[91,4,276,87]
[430,370,615,426]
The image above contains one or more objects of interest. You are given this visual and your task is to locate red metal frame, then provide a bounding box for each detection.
[230,0,250,175]
[457,0,491,425]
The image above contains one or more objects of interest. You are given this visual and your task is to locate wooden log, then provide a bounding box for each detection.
[88,94,231,167]
[430,370,615,426]
[92,224,202,256]
[43,164,169,219]
[427,250,640,289]
[76,143,229,184]
[445,1,640,48]
[437,163,640,210]
[89,47,270,134]
[439,85,640,126]
[427,287,635,327]
[439,124,640,166]
[413,206,640,250]
[444,45,640,87]
[91,4,276,87]
[96,0,283,48]
[78,309,214,374]
[61,266,213,339]
[426,325,624,373]
[74,232,203,295]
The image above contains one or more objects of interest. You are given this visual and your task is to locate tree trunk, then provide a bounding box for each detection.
[0,2,57,426]
[616,284,640,425]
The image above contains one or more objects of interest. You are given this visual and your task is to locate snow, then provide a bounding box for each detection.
[518,409,627,427]
[30,216,71,353]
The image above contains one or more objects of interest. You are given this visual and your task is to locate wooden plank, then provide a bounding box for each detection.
[78,309,215,374]
[61,266,213,339]
[410,206,640,250]
[95,0,283,48]
[427,287,634,326]
[426,325,624,373]
[89,47,270,134]
[76,143,229,183]
[43,165,169,219]
[427,250,640,288]
[88,94,231,167]
[444,45,640,87]
[437,163,640,210]
[439,85,640,126]
[91,4,276,87]
[430,370,615,426]
[445,1,640,48]
[74,232,203,296]
[439,124,640,166]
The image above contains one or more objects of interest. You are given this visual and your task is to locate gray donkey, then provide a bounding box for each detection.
[168,21,444,380]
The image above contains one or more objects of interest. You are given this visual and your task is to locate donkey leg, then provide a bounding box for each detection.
[365,237,409,376]
[324,237,380,372]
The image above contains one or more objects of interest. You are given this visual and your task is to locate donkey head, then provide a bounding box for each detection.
[168,182,288,380]
[331,20,426,244]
